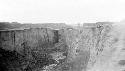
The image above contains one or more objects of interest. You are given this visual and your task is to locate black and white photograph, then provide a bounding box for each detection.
[0,0,125,71]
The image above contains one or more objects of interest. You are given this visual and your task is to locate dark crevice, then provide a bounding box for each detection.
[46,28,50,42]
[13,31,15,50]
[54,30,59,43]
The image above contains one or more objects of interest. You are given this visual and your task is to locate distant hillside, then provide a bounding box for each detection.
[0,21,113,30]
[0,22,22,30]
[0,22,72,30]
[21,23,71,29]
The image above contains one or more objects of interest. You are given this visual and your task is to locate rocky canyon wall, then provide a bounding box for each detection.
[0,22,119,71]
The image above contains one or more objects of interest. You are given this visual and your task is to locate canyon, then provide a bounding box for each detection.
[0,22,124,71]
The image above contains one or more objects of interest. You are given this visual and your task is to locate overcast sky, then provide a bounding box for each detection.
[0,0,125,24]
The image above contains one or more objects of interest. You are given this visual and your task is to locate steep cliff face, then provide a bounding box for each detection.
[0,28,69,71]
[0,26,91,71]
[0,28,56,53]
[0,22,115,71]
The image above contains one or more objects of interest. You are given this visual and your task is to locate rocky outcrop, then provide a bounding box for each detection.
[0,28,69,71]
[0,22,116,71]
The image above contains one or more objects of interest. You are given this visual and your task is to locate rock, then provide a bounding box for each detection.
[0,28,68,71]
[1,22,113,71]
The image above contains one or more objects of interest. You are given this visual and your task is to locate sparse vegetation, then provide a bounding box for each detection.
[0,22,121,71]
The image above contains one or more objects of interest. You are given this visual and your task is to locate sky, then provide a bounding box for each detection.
[0,0,125,24]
